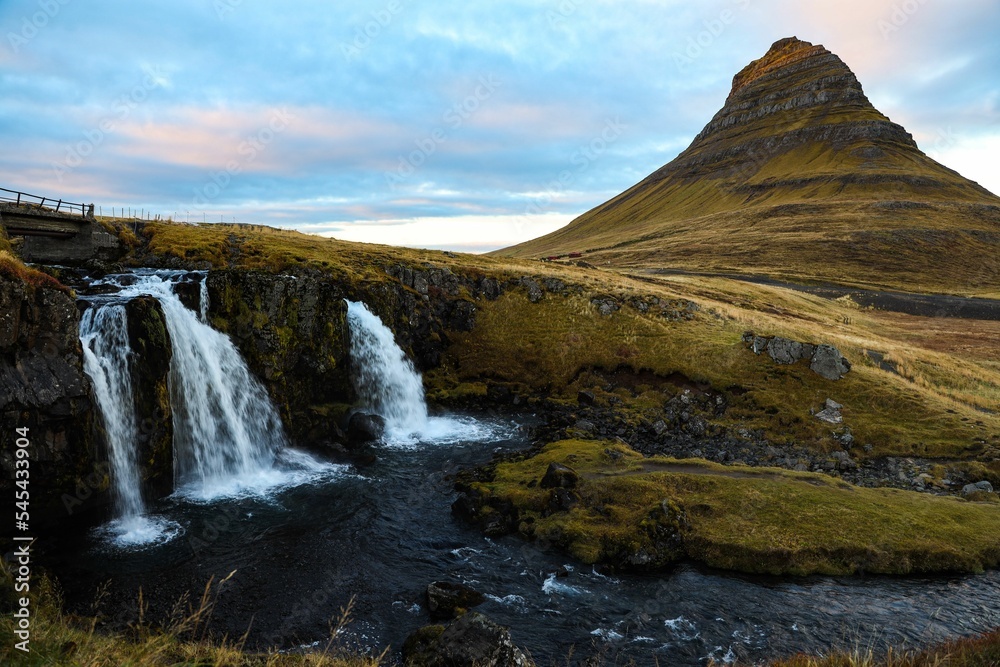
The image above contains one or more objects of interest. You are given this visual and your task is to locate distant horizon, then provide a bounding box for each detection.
[2,1,998,252]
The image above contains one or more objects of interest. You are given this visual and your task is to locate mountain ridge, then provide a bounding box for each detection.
[496,37,1000,296]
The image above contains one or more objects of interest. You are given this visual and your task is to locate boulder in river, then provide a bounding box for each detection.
[426,581,486,620]
[347,412,385,445]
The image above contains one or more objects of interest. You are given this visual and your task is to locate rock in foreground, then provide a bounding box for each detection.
[403,612,531,667]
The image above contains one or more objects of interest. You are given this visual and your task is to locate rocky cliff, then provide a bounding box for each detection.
[203,264,503,443]
[122,296,174,499]
[0,270,98,521]
[497,37,1000,295]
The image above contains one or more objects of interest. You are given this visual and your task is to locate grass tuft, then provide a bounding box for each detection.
[0,559,382,667]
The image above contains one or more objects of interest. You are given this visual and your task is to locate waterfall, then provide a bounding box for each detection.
[346,301,429,436]
[81,303,180,547]
[80,306,145,519]
[131,275,291,499]
[80,271,336,547]
[198,276,210,323]
[345,300,503,446]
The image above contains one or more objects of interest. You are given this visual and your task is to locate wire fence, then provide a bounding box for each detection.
[0,187,93,218]
[1,188,243,226]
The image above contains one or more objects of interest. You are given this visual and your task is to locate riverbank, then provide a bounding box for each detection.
[455,438,1000,576]
[762,628,1000,667]
[0,562,377,667]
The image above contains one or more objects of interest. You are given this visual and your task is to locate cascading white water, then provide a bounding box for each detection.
[81,271,339,548]
[131,275,295,499]
[198,276,210,323]
[80,303,180,547]
[345,300,505,446]
[80,307,144,518]
[346,300,429,435]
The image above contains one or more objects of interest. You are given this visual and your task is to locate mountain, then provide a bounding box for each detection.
[496,37,1000,295]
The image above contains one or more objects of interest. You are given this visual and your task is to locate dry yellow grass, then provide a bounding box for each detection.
[0,561,381,667]
[760,628,1000,667]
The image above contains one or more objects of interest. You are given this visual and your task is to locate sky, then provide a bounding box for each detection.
[1,0,998,253]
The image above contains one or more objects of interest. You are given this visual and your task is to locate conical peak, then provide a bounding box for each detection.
[729,37,838,100]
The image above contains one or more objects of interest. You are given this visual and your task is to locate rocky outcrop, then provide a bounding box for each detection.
[123,296,173,498]
[591,293,700,320]
[810,344,853,380]
[205,270,355,444]
[204,265,499,443]
[0,275,96,519]
[962,481,994,497]
[743,332,851,380]
[540,462,578,489]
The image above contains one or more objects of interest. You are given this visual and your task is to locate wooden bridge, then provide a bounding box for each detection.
[0,187,95,239]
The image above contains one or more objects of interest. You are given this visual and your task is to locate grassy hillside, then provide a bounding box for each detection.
[496,39,1000,296]
[135,222,1000,461]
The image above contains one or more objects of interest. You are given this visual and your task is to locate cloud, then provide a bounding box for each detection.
[0,0,997,250]
[316,212,573,253]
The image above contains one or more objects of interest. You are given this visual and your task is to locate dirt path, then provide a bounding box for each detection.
[643,269,1000,320]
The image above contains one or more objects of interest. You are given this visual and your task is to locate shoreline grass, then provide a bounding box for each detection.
[760,628,1000,667]
[0,561,380,667]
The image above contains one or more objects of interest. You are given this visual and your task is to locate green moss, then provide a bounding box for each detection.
[425,380,488,404]
[481,439,1000,575]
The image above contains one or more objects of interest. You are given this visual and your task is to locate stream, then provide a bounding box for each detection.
[45,426,1000,666]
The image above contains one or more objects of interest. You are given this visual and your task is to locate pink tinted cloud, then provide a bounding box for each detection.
[469,101,603,139]
[111,105,404,173]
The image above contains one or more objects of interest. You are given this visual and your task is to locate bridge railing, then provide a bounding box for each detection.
[0,187,93,218]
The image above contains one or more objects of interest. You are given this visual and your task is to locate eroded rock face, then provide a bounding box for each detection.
[670,38,918,180]
[0,276,96,518]
[204,265,496,444]
[124,296,173,498]
[205,270,354,443]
